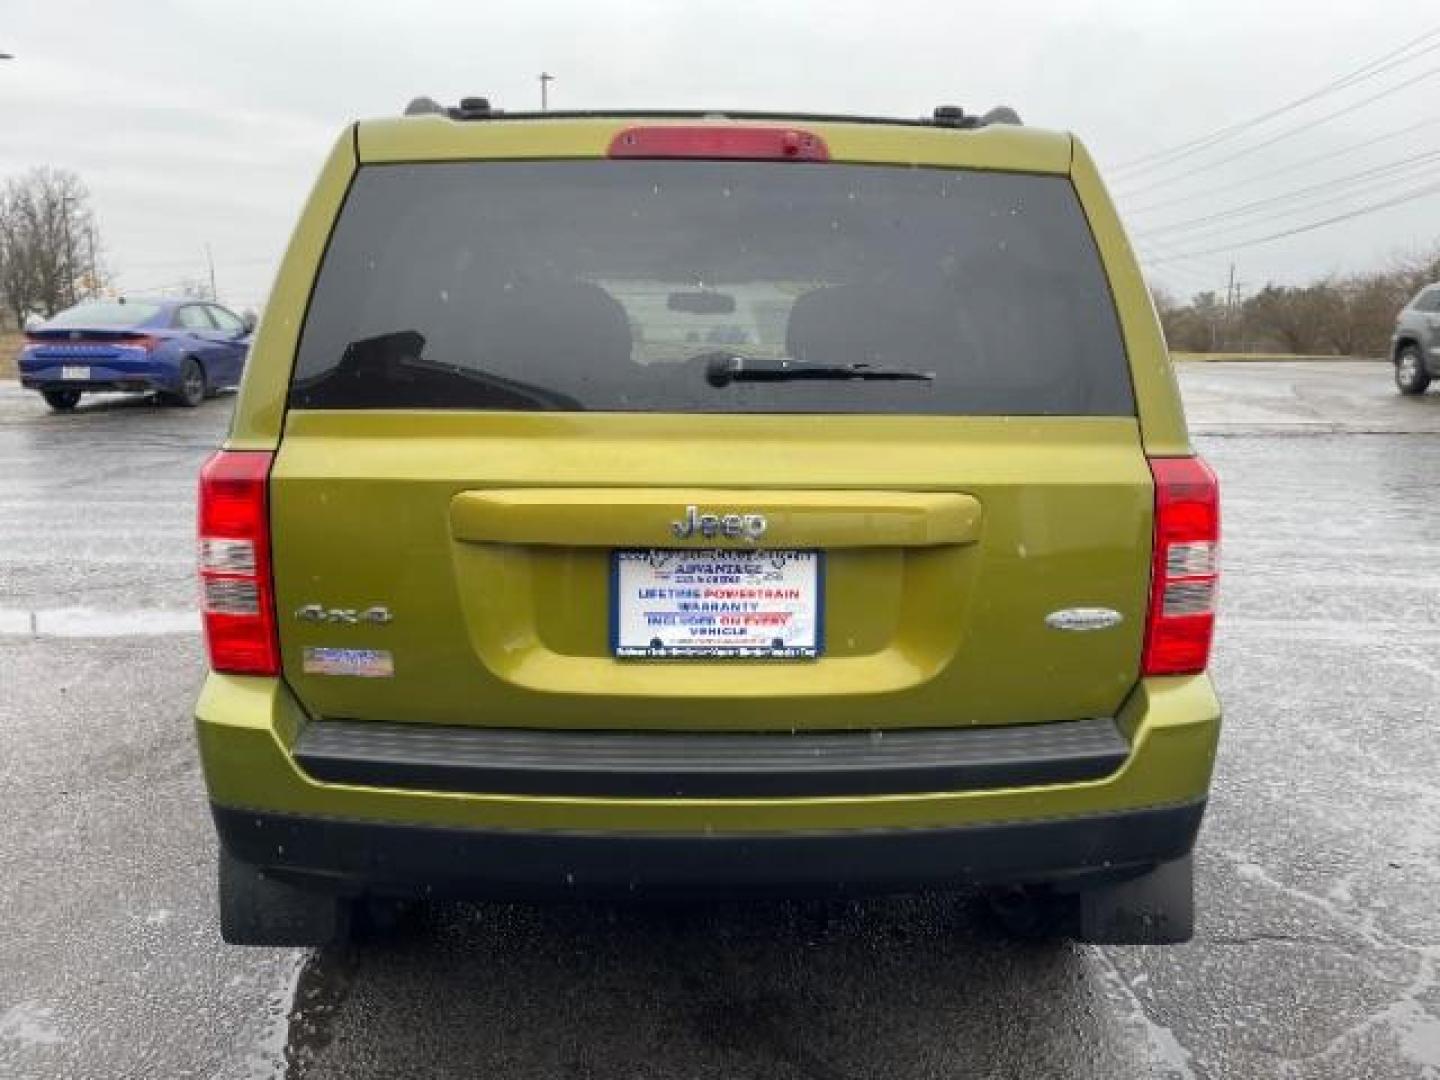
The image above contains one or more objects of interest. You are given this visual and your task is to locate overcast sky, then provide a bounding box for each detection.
[3,0,1437,308]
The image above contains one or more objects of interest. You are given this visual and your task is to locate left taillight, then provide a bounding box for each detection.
[198,450,279,676]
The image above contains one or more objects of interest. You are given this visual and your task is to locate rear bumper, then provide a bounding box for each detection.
[292,716,1131,798]
[213,798,1206,898]
[197,673,1221,893]
[20,357,176,393]
[22,377,167,394]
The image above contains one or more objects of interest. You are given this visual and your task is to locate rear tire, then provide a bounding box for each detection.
[166,359,207,408]
[218,849,354,947]
[1395,346,1432,395]
[42,389,81,411]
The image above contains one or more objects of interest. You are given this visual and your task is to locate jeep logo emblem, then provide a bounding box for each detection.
[671,505,768,543]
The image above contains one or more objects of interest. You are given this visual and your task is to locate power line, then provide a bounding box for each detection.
[1139,259,1227,293]
[118,255,212,270]
[1115,61,1440,199]
[117,276,215,295]
[120,253,275,270]
[1134,146,1440,239]
[1111,24,1440,176]
[1122,113,1440,216]
[1141,178,1440,263]
[1135,241,1236,294]
[1136,246,1232,280]
[1115,26,1440,174]
[1136,262,1229,290]
[1137,261,1229,295]
[1135,243,1213,272]
[1135,164,1440,254]
[1136,230,1237,274]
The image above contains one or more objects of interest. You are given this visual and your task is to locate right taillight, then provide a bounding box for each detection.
[198,450,279,676]
[1142,456,1220,677]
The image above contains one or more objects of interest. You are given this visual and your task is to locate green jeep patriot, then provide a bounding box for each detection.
[194,101,1221,946]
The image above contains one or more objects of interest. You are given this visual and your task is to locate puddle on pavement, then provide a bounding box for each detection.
[280,949,359,1079]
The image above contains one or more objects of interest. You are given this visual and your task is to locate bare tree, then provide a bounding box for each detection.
[1243,285,1336,355]
[1317,274,1406,357]
[1390,246,1440,299]
[1148,243,1440,358]
[1150,285,1184,345]
[0,167,108,327]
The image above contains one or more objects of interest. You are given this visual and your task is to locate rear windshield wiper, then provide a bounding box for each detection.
[698,351,935,387]
[291,330,585,410]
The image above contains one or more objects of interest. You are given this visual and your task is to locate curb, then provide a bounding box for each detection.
[1172,353,1384,364]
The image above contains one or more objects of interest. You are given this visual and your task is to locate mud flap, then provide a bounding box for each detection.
[218,849,353,947]
[1078,854,1194,944]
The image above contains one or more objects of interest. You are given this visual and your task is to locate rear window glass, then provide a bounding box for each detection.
[1413,288,1440,313]
[291,161,1132,415]
[44,302,161,329]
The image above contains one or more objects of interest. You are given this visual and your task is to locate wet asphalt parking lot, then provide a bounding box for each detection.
[0,360,1437,1079]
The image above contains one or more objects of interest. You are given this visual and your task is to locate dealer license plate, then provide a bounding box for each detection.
[612,549,823,659]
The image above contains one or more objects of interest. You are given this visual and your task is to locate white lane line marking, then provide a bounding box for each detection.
[0,609,30,635]
[0,608,200,638]
[1090,947,1199,1080]
[244,949,308,1080]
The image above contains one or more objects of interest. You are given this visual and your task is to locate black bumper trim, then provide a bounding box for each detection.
[292,718,1130,798]
[212,800,1206,899]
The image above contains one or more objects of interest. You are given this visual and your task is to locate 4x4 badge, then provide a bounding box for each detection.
[294,604,393,625]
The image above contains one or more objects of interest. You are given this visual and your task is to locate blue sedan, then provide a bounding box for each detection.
[18,298,254,411]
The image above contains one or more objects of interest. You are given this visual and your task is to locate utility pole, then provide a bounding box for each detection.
[1233,282,1248,352]
[539,71,554,111]
[85,226,98,300]
[204,243,217,300]
[60,195,78,308]
[1224,263,1236,351]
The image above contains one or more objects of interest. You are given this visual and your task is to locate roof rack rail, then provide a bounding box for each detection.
[400,100,1024,129]
[454,96,498,119]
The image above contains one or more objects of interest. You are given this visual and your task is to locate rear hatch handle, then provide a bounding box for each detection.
[450,489,982,548]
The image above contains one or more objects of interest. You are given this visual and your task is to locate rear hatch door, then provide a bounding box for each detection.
[270,143,1151,732]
